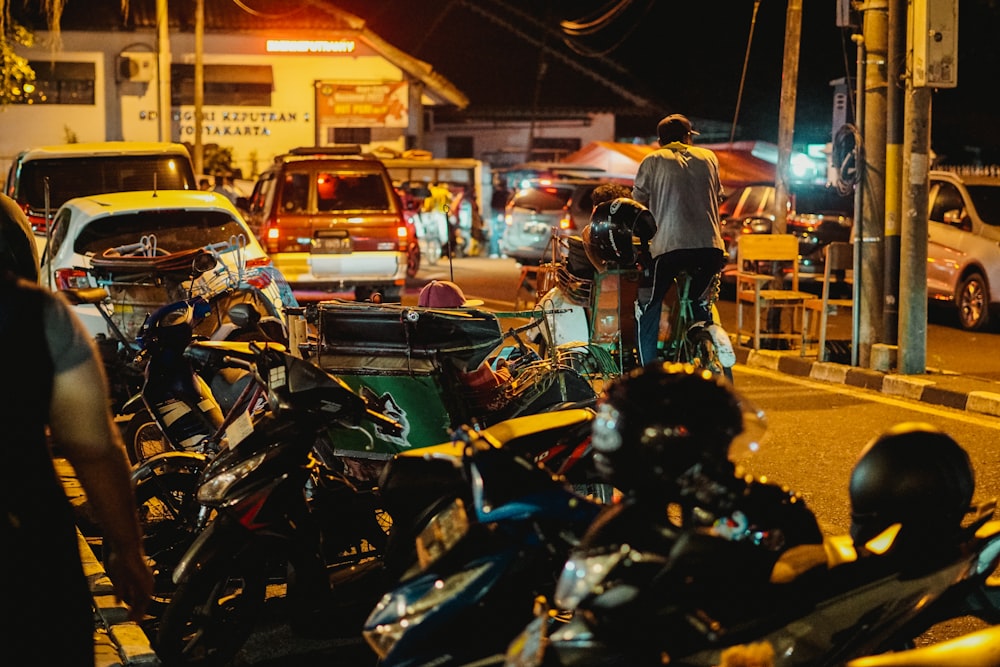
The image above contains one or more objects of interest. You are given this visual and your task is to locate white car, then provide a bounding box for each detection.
[39,189,296,340]
[928,170,1000,331]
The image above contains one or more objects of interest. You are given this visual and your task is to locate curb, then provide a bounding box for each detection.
[78,531,160,666]
[736,348,1000,418]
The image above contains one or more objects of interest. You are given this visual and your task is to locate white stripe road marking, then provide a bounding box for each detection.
[734,365,1000,431]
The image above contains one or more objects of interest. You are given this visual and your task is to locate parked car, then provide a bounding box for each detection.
[927,169,1000,330]
[720,181,854,280]
[243,145,409,302]
[39,189,293,340]
[500,177,632,265]
[4,141,198,234]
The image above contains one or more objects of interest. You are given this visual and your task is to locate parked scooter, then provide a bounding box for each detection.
[505,414,1000,666]
[120,291,286,465]
[364,414,606,667]
[153,341,403,666]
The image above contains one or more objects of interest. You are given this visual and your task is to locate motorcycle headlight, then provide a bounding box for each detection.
[196,452,268,504]
[364,560,493,658]
[553,547,628,609]
[416,497,470,571]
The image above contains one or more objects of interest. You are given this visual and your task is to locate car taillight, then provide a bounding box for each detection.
[559,210,572,230]
[245,257,271,268]
[397,223,408,250]
[55,268,91,290]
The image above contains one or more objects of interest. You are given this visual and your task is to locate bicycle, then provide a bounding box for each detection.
[660,269,736,381]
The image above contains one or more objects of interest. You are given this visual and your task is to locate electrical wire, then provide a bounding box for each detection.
[833,123,862,195]
[230,0,305,19]
[560,0,632,37]
[729,0,761,145]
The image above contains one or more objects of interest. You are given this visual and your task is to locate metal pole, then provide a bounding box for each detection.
[773,0,802,236]
[851,33,865,367]
[156,0,171,142]
[194,0,204,175]
[883,0,905,345]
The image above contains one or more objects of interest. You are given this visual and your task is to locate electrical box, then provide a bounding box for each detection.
[911,0,958,88]
[118,52,155,83]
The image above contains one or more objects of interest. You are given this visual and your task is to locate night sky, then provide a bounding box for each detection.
[328,0,1000,163]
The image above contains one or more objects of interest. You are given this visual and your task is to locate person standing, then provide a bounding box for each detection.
[0,193,153,665]
[632,114,727,366]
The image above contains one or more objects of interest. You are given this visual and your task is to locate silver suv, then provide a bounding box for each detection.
[244,146,408,302]
[928,169,1000,330]
[500,178,623,265]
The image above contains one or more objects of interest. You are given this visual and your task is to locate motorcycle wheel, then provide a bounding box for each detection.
[123,408,171,466]
[132,466,211,620]
[155,553,268,667]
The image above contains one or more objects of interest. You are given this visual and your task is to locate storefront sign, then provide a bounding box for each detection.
[316,81,408,128]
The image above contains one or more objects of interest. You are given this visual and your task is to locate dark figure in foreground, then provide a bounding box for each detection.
[0,194,153,665]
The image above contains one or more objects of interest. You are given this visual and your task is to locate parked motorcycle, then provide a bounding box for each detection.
[62,237,291,415]
[505,421,1000,666]
[120,291,286,465]
[364,414,605,667]
[153,341,403,666]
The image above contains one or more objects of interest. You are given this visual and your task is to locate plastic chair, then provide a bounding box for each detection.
[735,234,813,350]
[801,241,854,360]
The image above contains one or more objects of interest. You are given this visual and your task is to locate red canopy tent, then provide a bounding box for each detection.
[561,140,777,193]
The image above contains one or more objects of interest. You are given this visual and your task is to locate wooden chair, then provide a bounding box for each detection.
[735,234,813,350]
[801,241,854,360]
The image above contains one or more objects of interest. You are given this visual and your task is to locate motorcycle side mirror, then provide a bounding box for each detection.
[228,302,262,328]
[192,251,218,275]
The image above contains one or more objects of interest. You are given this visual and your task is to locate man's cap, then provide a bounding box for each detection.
[417,280,484,308]
[657,114,699,144]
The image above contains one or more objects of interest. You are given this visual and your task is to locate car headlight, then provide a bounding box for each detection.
[196,452,268,503]
[364,560,493,658]
[553,547,628,609]
[415,497,470,571]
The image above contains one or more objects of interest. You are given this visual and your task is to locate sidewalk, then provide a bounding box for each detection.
[735,345,1000,417]
[58,459,160,667]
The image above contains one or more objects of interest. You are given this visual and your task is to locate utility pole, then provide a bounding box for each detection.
[156,0,171,142]
[774,0,802,236]
[899,0,958,374]
[883,0,906,346]
[856,0,888,368]
[194,0,204,176]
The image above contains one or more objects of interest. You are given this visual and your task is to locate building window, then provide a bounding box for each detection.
[20,61,95,105]
[446,136,474,158]
[171,64,273,106]
[328,127,372,145]
[530,137,581,162]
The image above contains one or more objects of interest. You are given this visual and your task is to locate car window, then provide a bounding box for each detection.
[741,186,770,217]
[791,185,853,215]
[48,208,73,258]
[17,156,195,210]
[929,182,965,223]
[964,184,1000,226]
[73,210,246,255]
[514,186,572,211]
[316,172,391,212]
[280,172,310,213]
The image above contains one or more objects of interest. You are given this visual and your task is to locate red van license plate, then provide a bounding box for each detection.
[313,236,352,253]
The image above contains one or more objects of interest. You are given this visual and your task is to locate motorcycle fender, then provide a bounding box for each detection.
[120,392,146,416]
[172,515,248,585]
[130,450,210,484]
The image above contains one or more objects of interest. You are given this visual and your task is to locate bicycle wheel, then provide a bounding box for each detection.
[688,323,733,382]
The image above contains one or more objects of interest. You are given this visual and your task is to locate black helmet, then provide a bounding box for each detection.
[590,362,761,501]
[584,198,656,270]
[849,422,974,551]
[0,193,39,281]
[137,300,195,352]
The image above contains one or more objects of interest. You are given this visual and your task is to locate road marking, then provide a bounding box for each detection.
[734,365,1000,430]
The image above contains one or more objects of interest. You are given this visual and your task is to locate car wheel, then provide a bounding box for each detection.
[406,241,421,278]
[955,272,989,331]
